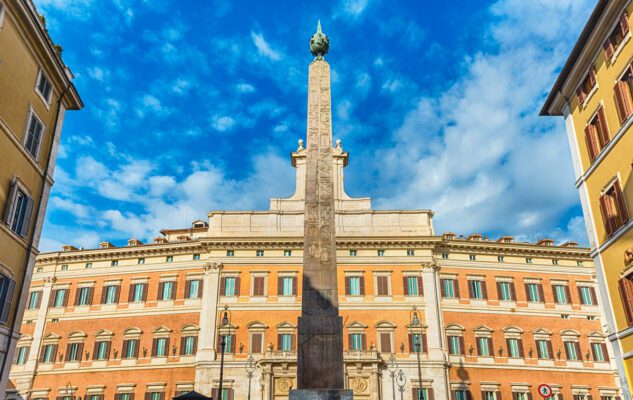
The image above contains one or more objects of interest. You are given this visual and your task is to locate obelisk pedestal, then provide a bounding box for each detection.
[290,22,352,400]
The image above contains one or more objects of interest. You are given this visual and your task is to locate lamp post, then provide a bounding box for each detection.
[410,306,423,400]
[387,354,398,400]
[396,369,407,400]
[245,355,256,400]
[218,306,230,400]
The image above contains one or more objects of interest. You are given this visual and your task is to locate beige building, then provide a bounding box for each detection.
[0,0,82,396]
[7,43,623,400]
[541,0,633,395]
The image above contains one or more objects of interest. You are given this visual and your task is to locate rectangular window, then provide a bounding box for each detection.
[160,281,174,300]
[377,249,385,256]
[24,111,44,158]
[603,11,630,60]
[484,392,496,400]
[614,64,633,123]
[350,333,365,351]
[469,280,485,300]
[591,342,608,362]
[155,337,167,357]
[166,255,173,262]
[67,342,81,361]
[42,344,56,363]
[413,388,429,400]
[600,180,630,236]
[279,334,293,351]
[148,393,163,400]
[252,276,265,296]
[553,285,568,304]
[284,250,292,256]
[407,249,415,256]
[526,258,533,263]
[251,333,263,354]
[116,394,131,400]
[441,279,456,298]
[226,250,234,257]
[76,287,92,306]
[256,250,264,257]
[515,393,527,400]
[442,252,449,259]
[123,339,138,358]
[454,390,468,400]
[380,332,392,353]
[53,289,66,307]
[223,277,237,296]
[111,260,119,266]
[349,250,357,256]
[526,283,542,302]
[376,276,390,296]
[469,255,476,261]
[476,337,490,356]
[224,334,234,353]
[137,258,145,265]
[193,254,200,260]
[15,346,28,365]
[187,280,201,299]
[618,274,633,325]
[585,107,611,162]
[131,284,145,302]
[564,341,580,360]
[552,259,559,265]
[507,338,521,358]
[85,263,92,269]
[5,183,34,238]
[281,277,294,296]
[448,335,462,355]
[576,68,597,104]
[409,333,425,353]
[28,291,40,309]
[103,285,118,304]
[347,276,362,296]
[498,255,504,262]
[579,286,596,305]
[536,339,551,359]
[498,282,513,301]
[404,276,421,296]
[61,264,68,271]
[95,341,109,360]
[182,336,196,355]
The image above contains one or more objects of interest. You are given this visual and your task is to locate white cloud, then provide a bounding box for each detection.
[335,0,373,18]
[135,94,171,118]
[171,78,191,95]
[87,66,109,81]
[211,115,236,132]
[36,0,94,20]
[369,0,594,244]
[94,97,122,130]
[251,32,282,61]
[236,82,256,93]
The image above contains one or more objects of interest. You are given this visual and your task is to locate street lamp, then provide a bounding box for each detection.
[396,369,407,400]
[410,306,423,400]
[387,354,398,400]
[245,355,256,400]
[218,306,230,400]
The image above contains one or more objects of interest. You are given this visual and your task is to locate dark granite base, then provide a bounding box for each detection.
[289,389,353,400]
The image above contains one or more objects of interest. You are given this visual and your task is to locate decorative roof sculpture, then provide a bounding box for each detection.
[309,20,329,60]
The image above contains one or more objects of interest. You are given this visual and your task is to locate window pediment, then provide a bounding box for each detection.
[375,321,396,329]
[346,321,368,329]
[248,321,268,330]
[152,325,172,334]
[182,324,200,333]
[502,326,523,334]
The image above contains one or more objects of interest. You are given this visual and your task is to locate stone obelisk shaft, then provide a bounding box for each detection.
[296,58,345,390]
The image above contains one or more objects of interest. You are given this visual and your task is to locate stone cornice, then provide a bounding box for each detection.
[36,241,204,264]
[440,239,591,259]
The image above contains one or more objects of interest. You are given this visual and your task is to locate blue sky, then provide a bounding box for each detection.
[35,0,597,251]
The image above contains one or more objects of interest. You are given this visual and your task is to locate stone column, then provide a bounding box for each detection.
[422,262,449,400]
[195,262,223,396]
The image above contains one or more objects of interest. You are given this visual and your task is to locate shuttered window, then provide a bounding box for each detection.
[0,276,16,323]
[376,276,390,296]
[251,333,263,353]
[24,111,44,158]
[497,281,515,301]
[579,286,597,305]
[506,338,523,358]
[448,335,463,355]
[584,107,610,162]
[536,339,553,359]
[576,68,596,104]
[379,332,392,353]
[122,339,139,358]
[618,274,633,325]
[102,285,119,304]
[181,336,196,355]
[603,11,630,60]
[468,280,487,300]
[441,279,457,298]
[28,291,41,309]
[404,276,423,296]
[3,181,34,238]
[476,337,492,356]
[349,333,366,351]
[564,340,581,361]
[36,70,53,103]
[525,283,544,303]
[599,181,630,236]
[252,276,265,296]
[130,284,147,302]
[591,342,609,362]
[553,285,569,304]
[614,65,633,124]
[186,280,201,299]
[345,276,364,296]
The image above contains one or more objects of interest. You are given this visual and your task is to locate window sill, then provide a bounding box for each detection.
[277,296,296,303]
[150,357,168,365]
[48,307,65,315]
[527,302,545,309]
[566,360,583,367]
[220,296,238,303]
[121,359,137,366]
[345,296,364,303]
[499,300,516,307]
[375,296,392,302]
[555,304,572,310]
[100,304,117,311]
[249,296,267,302]
[477,356,494,364]
[128,302,145,309]
[157,300,174,308]
[507,358,524,365]
[184,298,201,306]
[63,361,80,369]
[92,360,107,368]
[537,359,554,367]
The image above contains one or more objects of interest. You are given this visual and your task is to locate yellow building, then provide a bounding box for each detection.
[542,0,633,396]
[0,0,82,396]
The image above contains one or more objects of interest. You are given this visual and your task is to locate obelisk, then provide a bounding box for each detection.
[290,22,352,400]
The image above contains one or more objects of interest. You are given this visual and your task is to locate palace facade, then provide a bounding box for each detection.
[6,142,622,400]
[541,0,633,395]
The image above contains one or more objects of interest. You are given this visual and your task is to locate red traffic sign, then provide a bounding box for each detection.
[538,384,553,398]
